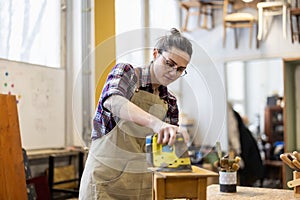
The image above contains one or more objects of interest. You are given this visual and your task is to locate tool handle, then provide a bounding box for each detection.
[288,179,300,188]
[216,142,222,159]
[293,159,300,171]
[280,153,297,170]
[293,151,300,161]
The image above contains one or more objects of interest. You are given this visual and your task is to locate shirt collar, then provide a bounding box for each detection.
[140,64,168,97]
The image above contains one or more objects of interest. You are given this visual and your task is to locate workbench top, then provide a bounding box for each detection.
[207,184,295,200]
[26,147,85,160]
[154,165,219,178]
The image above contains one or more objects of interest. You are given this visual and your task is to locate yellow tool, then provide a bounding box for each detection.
[146,133,192,172]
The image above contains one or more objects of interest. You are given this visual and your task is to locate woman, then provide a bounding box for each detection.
[79,28,193,199]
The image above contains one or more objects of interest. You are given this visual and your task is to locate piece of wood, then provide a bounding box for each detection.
[152,165,218,200]
[154,173,165,200]
[294,171,300,197]
[0,94,27,199]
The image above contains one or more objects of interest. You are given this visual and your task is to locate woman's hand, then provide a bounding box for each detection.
[153,121,190,146]
[104,95,190,146]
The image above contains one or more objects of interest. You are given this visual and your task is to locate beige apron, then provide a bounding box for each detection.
[79,89,168,200]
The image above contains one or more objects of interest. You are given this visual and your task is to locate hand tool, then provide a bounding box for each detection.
[280,153,299,171]
[293,151,300,161]
[288,179,300,188]
[146,132,192,172]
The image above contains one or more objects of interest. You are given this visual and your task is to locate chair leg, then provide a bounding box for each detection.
[197,5,202,28]
[183,9,190,31]
[249,23,253,48]
[256,23,260,49]
[211,6,215,29]
[297,15,300,43]
[290,14,294,43]
[202,5,208,29]
[257,7,264,40]
[234,28,238,48]
[223,25,227,47]
[283,4,287,39]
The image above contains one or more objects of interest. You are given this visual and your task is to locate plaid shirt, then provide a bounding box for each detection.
[91,63,179,140]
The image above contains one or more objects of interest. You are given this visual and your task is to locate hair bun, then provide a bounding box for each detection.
[170,28,181,36]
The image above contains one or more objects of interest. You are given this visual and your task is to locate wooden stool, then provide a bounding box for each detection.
[152,165,218,200]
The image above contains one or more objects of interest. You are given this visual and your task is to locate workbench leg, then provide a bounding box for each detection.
[198,178,207,200]
[152,174,155,200]
[154,176,165,200]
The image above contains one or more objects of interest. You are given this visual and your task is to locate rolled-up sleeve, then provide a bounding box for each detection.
[100,63,137,107]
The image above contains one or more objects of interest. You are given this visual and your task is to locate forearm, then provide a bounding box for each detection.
[103,95,163,132]
[104,94,188,145]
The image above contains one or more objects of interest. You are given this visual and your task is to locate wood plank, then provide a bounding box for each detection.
[198,178,207,200]
[164,178,198,198]
[156,165,218,178]
[0,94,27,199]
[294,171,300,197]
[154,174,165,200]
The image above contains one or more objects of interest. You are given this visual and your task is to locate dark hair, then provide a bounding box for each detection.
[155,28,193,58]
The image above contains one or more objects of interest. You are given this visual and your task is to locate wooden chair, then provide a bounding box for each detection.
[180,0,202,31]
[198,0,224,29]
[257,0,289,41]
[290,0,300,43]
[223,0,260,48]
[179,0,223,31]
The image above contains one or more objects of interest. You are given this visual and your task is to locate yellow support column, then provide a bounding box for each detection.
[94,0,116,105]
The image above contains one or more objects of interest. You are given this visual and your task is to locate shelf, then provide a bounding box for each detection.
[264,106,284,145]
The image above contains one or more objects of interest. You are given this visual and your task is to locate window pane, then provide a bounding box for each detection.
[226,61,245,115]
[115,0,144,65]
[149,0,180,29]
[0,0,61,68]
[115,0,181,66]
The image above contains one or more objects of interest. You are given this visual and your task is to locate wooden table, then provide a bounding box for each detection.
[207,184,295,200]
[27,148,86,199]
[152,165,218,200]
[26,148,84,160]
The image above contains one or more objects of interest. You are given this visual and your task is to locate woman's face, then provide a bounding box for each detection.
[151,47,190,86]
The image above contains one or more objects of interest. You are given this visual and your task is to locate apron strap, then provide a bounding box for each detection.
[134,67,141,90]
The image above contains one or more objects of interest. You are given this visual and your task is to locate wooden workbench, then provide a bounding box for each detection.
[26,147,85,160]
[26,148,86,199]
[207,184,295,200]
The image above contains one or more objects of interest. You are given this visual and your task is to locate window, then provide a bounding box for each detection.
[115,0,180,65]
[149,0,180,29]
[115,0,144,65]
[226,61,246,116]
[0,0,62,68]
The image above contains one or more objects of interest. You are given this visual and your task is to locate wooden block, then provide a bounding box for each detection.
[0,94,27,199]
[198,178,207,200]
[154,174,165,200]
[164,178,198,198]
[293,171,300,197]
[152,166,218,200]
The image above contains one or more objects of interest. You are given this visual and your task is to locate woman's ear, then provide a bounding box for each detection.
[153,48,159,59]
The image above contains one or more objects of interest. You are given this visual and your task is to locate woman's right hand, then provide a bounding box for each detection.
[104,95,190,145]
[152,121,189,146]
